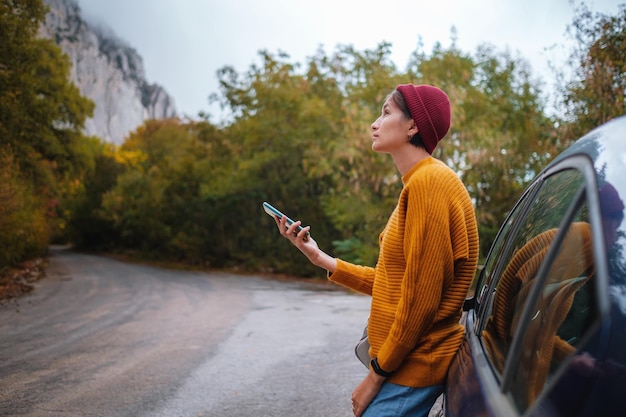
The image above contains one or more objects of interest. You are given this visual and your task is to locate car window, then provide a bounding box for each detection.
[507,215,596,412]
[478,168,601,413]
[474,183,538,333]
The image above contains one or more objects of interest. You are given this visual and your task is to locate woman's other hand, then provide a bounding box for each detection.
[351,371,385,416]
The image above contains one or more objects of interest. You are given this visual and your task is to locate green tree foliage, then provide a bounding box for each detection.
[0,147,48,267]
[19,1,622,278]
[65,138,121,250]
[88,41,554,273]
[308,43,407,265]
[0,0,95,268]
[98,52,348,274]
[561,2,626,140]
[213,51,347,273]
[0,0,94,180]
[101,120,197,256]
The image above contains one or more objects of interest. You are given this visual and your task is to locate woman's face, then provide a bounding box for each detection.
[371,96,414,154]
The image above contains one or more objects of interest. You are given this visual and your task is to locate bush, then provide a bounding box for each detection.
[0,147,49,269]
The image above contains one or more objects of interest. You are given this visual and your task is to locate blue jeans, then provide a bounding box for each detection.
[362,382,443,417]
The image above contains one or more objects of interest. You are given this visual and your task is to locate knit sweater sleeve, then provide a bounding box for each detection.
[376,161,471,372]
[328,258,376,296]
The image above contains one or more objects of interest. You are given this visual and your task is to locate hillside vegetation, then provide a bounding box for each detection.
[1,0,625,282]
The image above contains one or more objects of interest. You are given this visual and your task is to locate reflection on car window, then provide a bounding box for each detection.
[479,169,599,413]
[602,182,626,368]
[508,220,596,412]
[474,184,538,333]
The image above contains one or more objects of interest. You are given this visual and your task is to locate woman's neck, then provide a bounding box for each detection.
[391,146,431,176]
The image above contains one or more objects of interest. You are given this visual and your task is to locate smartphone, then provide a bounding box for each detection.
[262,201,310,239]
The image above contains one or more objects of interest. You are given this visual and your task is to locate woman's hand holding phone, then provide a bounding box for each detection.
[276,215,312,244]
[263,202,337,273]
[262,202,310,240]
[272,210,320,262]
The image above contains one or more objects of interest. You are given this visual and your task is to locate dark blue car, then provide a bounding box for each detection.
[445,116,626,417]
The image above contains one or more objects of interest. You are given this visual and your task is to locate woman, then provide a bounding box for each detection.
[274,84,479,417]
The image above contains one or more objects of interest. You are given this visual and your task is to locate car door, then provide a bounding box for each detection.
[446,156,607,417]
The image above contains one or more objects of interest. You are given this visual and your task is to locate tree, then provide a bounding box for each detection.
[0,147,48,268]
[0,0,94,180]
[79,40,559,276]
[213,50,344,273]
[0,0,94,264]
[308,43,407,265]
[66,139,122,250]
[560,2,626,140]
[101,120,192,254]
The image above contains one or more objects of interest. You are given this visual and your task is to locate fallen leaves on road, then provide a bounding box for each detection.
[0,258,47,303]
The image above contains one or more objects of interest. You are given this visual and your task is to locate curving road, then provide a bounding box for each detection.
[0,249,372,417]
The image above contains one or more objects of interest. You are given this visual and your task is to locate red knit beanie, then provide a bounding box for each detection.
[600,182,625,219]
[396,84,451,154]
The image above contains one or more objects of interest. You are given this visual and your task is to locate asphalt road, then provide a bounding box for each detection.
[0,249,373,417]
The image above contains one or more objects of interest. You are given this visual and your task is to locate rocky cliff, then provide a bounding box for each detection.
[39,0,177,145]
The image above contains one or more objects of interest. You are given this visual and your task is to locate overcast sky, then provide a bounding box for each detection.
[75,0,623,120]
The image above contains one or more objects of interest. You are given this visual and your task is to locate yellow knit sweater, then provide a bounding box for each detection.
[329,157,479,387]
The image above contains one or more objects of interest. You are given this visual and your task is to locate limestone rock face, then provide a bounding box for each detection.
[40,0,177,145]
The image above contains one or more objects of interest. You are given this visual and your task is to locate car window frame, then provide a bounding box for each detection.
[474,154,611,335]
[473,180,542,335]
[468,153,613,414]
